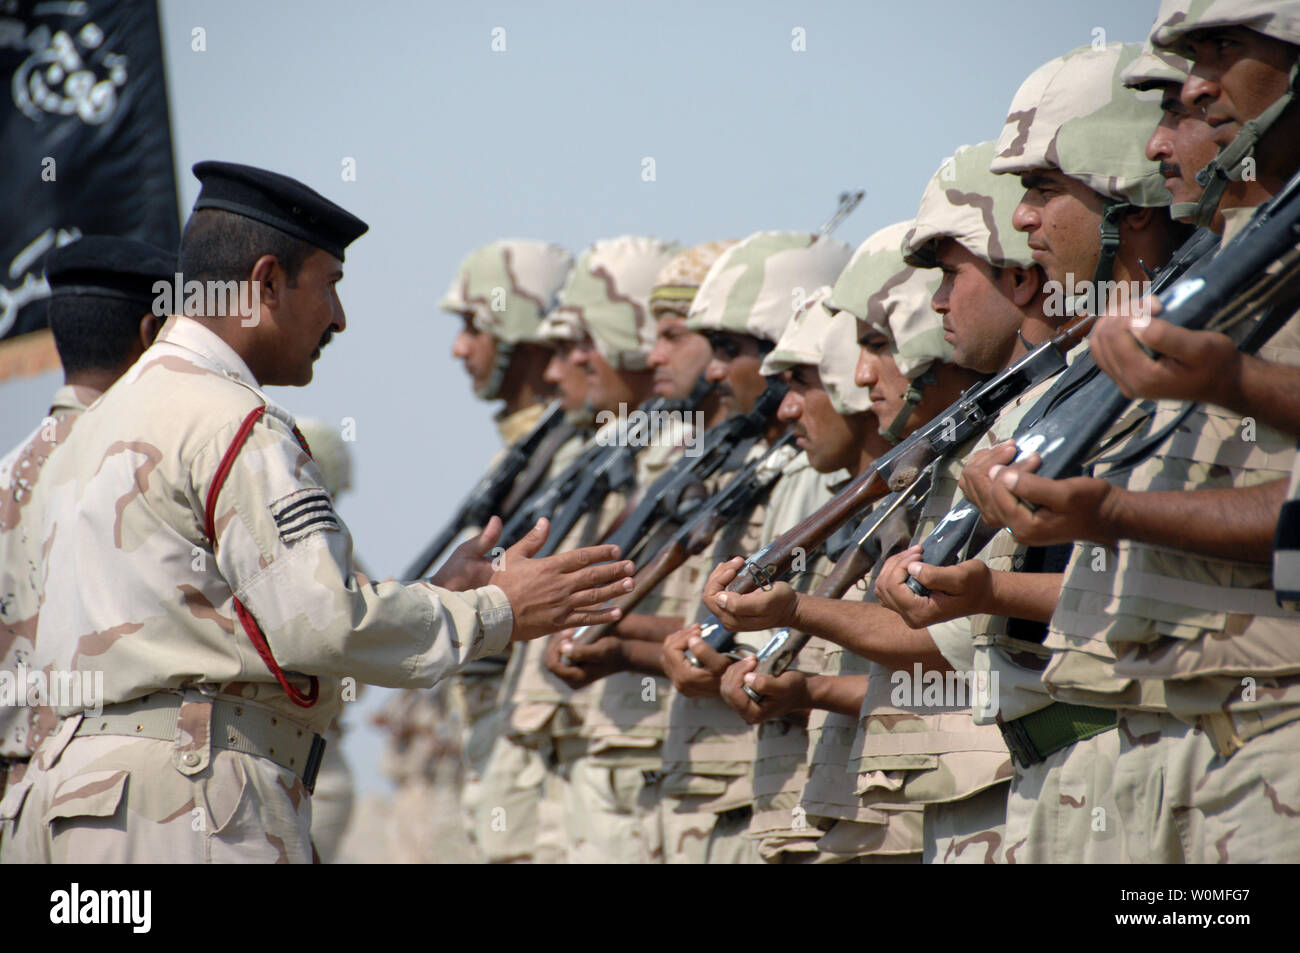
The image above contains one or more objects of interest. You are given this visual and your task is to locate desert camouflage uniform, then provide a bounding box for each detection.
[0,316,514,863]
[987,42,1178,862]
[845,146,1047,865]
[0,384,100,805]
[653,231,850,863]
[428,240,573,858]
[488,237,679,862]
[565,242,736,864]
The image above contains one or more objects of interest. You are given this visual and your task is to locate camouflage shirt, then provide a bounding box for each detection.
[30,316,514,735]
[0,384,100,757]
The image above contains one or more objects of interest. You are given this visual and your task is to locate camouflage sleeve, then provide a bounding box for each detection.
[197,412,513,688]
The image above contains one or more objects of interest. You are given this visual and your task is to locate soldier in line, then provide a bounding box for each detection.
[0,237,173,817]
[0,162,635,863]
[715,224,954,863]
[651,231,852,863]
[376,240,572,862]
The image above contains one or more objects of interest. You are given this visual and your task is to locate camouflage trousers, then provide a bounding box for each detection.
[922,781,1009,864]
[658,791,763,864]
[1112,710,1300,863]
[309,727,354,864]
[450,672,506,844]
[1001,727,1127,863]
[474,731,566,863]
[563,755,661,864]
[0,716,312,863]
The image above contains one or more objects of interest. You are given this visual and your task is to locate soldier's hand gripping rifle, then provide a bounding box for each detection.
[559,433,801,663]
[707,309,1100,609]
[906,175,1300,593]
[601,378,789,565]
[401,400,565,579]
[740,469,936,702]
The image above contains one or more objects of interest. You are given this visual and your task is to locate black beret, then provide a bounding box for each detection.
[191,160,369,260]
[44,235,177,305]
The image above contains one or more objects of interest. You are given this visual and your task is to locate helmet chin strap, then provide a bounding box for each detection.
[1093,199,1132,288]
[1170,59,1300,227]
[879,366,937,445]
[476,340,516,401]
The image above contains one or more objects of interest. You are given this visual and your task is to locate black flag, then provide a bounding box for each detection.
[0,0,179,343]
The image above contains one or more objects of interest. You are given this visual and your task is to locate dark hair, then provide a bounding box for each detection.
[179,208,315,286]
[47,296,149,374]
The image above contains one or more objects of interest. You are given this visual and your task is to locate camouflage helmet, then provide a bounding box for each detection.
[295,418,352,498]
[902,142,1036,271]
[1152,0,1300,227]
[686,231,852,344]
[990,43,1170,209]
[537,236,680,371]
[649,240,738,319]
[439,240,573,345]
[762,286,872,417]
[1121,38,1192,91]
[829,222,949,381]
[828,222,950,444]
[1152,0,1300,51]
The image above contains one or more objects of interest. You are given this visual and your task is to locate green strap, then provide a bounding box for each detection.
[1018,701,1117,762]
[1093,200,1132,290]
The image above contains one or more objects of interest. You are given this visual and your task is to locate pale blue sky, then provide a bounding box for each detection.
[2,0,1163,796]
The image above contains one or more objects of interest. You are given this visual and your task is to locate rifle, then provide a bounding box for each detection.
[905,180,1300,592]
[401,400,565,579]
[741,468,936,701]
[601,378,789,564]
[686,459,936,663]
[709,309,1100,607]
[497,396,673,551]
[818,190,865,237]
[560,433,801,659]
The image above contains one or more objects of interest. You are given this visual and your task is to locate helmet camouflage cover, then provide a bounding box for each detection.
[1121,34,1192,89]
[439,240,573,344]
[830,221,949,381]
[990,42,1171,208]
[686,231,852,344]
[1152,0,1300,52]
[537,235,680,370]
[762,286,872,416]
[902,141,1036,271]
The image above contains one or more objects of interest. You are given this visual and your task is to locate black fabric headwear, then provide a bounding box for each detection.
[191,160,369,260]
[44,235,177,305]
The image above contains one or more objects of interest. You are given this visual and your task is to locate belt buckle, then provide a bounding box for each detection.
[302,734,327,795]
[998,715,1043,769]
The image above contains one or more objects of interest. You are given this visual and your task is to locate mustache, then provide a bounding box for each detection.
[1159,160,1182,180]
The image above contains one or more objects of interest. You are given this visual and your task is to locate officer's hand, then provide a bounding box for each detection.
[702,557,798,632]
[982,459,1120,547]
[1090,299,1240,404]
[545,630,627,689]
[875,545,991,627]
[429,516,502,591]
[490,518,635,642]
[959,442,1020,529]
[719,656,810,725]
[662,624,733,697]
